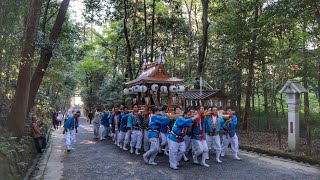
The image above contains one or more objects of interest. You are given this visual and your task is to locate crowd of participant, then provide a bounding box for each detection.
[63,104,241,170]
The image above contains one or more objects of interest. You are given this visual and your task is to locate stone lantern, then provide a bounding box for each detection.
[279,79,307,150]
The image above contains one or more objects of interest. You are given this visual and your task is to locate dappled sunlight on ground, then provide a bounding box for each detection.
[126,161,140,165]
[79,140,96,145]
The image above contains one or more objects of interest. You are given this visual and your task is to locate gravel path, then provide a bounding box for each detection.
[48,118,320,180]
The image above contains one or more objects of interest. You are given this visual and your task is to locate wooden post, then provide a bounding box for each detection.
[157,87,161,107]
[137,92,141,105]
[167,85,171,108]
[146,84,151,108]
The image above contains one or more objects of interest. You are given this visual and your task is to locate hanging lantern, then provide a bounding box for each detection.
[128,87,133,94]
[160,86,168,93]
[133,85,140,93]
[151,84,159,91]
[178,85,185,92]
[140,85,147,93]
[169,85,178,93]
[123,88,129,95]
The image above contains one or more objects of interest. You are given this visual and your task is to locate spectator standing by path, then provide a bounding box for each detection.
[57,111,64,127]
[88,111,94,124]
[31,116,47,154]
[52,111,58,130]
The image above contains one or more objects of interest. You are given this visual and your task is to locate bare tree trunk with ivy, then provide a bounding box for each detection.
[28,0,70,111]
[8,0,43,138]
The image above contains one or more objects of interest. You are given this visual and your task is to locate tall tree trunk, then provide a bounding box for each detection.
[236,68,242,112]
[318,60,320,107]
[243,1,259,131]
[280,93,285,116]
[197,0,209,82]
[302,22,309,117]
[8,0,43,138]
[143,0,148,61]
[28,0,70,111]
[150,0,156,62]
[312,0,320,26]
[243,55,254,131]
[123,0,133,80]
[252,77,255,112]
[42,0,51,40]
[262,58,269,124]
[184,0,193,77]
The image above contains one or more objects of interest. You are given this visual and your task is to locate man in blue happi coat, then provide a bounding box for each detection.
[127,104,143,155]
[109,106,121,145]
[99,108,110,141]
[204,107,225,163]
[143,106,172,165]
[168,109,198,170]
[118,106,130,150]
[159,105,169,155]
[221,109,241,160]
[191,106,209,167]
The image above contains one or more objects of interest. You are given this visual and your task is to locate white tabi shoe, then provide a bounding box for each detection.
[193,155,199,164]
[170,166,179,170]
[148,162,158,165]
[119,144,123,149]
[143,154,149,163]
[164,150,169,156]
[234,154,241,160]
[177,161,180,167]
[200,156,210,167]
[200,161,210,167]
[130,147,134,154]
[183,154,189,162]
[216,159,222,163]
[123,146,128,151]
[221,151,225,157]
[135,149,140,155]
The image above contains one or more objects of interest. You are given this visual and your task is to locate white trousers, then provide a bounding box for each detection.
[192,139,208,161]
[130,130,142,149]
[168,139,186,168]
[206,134,222,160]
[184,135,191,153]
[113,130,119,142]
[118,131,130,147]
[160,132,168,146]
[99,125,105,140]
[143,138,160,163]
[143,129,150,151]
[93,122,100,138]
[221,133,239,155]
[66,129,76,150]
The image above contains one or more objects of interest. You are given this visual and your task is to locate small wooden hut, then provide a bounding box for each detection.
[178,89,229,110]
